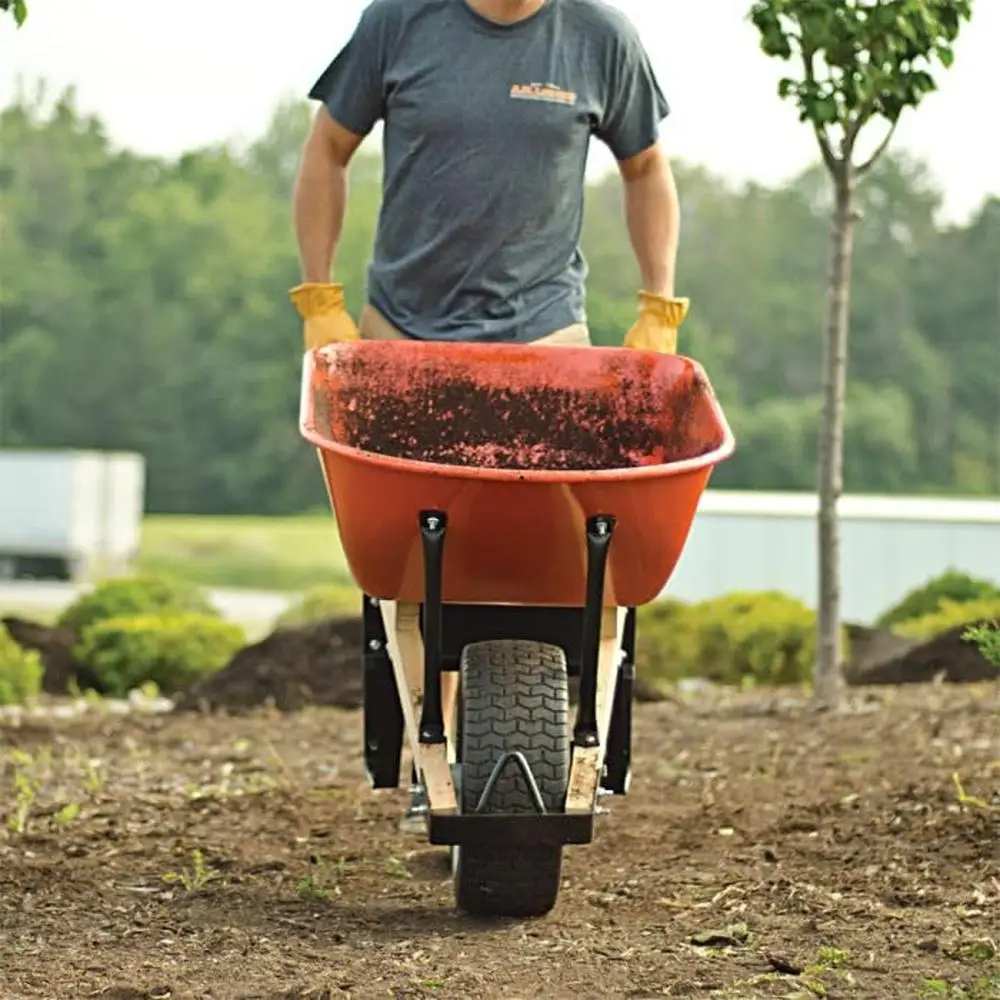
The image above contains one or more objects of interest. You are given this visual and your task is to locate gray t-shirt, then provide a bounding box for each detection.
[309,0,669,342]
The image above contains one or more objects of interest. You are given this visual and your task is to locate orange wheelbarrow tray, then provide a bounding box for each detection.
[299,339,734,918]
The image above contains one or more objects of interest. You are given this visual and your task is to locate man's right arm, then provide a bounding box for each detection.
[293,108,365,283]
[294,3,388,284]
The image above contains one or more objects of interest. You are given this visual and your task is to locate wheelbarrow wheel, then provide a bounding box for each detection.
[453,639,569,918]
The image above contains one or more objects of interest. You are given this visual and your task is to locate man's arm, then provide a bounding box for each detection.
[618,142,680,298]
[293,108,365,283]
[592,16,677,299]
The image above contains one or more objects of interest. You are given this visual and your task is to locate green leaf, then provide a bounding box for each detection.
[807,94,840,127]
[55,802,81,825]
[748,0,973,167]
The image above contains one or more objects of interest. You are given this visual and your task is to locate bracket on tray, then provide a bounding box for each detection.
[474,750,548,815]
[417,510,448,746]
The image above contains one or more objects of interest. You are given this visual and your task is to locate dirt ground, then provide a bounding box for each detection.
[1,685,997,1000]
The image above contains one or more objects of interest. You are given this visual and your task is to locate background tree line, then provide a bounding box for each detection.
[1,86,998,515]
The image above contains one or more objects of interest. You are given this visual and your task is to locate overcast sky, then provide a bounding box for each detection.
[1,0,996,224]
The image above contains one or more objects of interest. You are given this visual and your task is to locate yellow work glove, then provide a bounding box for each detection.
[288,282,360,350]
[623,291,690,354]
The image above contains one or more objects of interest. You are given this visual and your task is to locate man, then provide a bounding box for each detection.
[291,0,689,832]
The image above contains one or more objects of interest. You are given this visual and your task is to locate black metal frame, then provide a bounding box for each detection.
[418,510,448,745]
[361,509,639,847]
[603,607,636,795]
[362,595,404,789]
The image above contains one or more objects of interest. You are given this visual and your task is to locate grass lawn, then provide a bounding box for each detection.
[0,516,354,633]
[135,514,351,592]
[0,604,57,625]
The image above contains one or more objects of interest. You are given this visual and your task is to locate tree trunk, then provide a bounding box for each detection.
[815,169,856,709]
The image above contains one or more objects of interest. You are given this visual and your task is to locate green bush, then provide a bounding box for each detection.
[59,575,219,633]
[58,574,218,633]
[876,570,1000,629]
[75,613,245,698]
[634,597,690,678]
[638,591,838,687]
[895,597,1000,641]
[964,623,1000,667]
[0,624,44,706]
[274,581,362,629]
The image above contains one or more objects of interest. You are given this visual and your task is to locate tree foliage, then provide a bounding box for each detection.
[1,86,997,515]
[750,0,971,180]
[0,0,28,27]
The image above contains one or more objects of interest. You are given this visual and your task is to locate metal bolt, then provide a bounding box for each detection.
[426,516,440,531]
[596,519,609,536]
[368,639,382,652]
[368,596,379,608]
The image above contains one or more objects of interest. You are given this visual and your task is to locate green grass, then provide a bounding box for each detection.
[0,604,57,625]
[135,514,350,592]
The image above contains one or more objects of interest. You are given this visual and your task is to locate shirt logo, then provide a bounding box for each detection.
[509,82,577,106]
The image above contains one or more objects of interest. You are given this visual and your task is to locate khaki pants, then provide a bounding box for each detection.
[359,304,590,346]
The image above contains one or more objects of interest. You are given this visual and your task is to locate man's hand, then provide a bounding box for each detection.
[623,291,689,354]
[289,282,360,350]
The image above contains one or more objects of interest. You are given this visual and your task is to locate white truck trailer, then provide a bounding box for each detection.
[0,449,145,581]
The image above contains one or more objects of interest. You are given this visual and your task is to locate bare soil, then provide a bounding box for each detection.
[1,684,997,1000]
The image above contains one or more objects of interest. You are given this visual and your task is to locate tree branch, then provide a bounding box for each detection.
[855,119,899,176]
[801,44,841,175]
[813,124,839,174]
[843,92,881,162]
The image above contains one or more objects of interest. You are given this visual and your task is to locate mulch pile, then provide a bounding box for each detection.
[845,623,998,686]
[172,616,364,715]
[169,614,670,713]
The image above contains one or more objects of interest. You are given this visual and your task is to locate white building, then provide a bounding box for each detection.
[665,490,1000,624]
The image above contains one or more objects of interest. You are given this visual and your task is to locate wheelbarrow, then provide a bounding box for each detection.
[299,339,735,918]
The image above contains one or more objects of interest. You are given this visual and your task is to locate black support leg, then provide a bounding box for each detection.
[573,514,615,749]
[362,594,404,788]
[418,510,447,745]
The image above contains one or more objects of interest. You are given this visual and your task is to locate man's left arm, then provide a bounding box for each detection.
[618,143,681,300]
[595,24,689,352]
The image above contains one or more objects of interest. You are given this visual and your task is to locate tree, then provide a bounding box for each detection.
[748,0,973,707]
[0,0,28,27]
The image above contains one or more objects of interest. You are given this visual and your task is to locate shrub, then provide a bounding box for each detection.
[964,623,1000,667]
[75,613,245,698]
[895,597,1000,641]
[634,597,691,678]
[58,574,218,634]
[274,581,363,629]
[876,570,1000,629]
[637,591,839,687]
[0,624,44,706]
